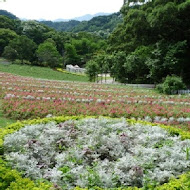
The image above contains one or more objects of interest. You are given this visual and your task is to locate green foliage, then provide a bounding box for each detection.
[0,28,18,55]
[0,12,107,72]
[40,13,122,37]
[156,75,186,94]
[36,40,63,67]
[41,20,80,32]
[44,31,66,55]
[155,172,190,190]
[2,46,18,62]
[108,0,190,84]
[63,32,106,67]
[0,158,52,190]
[4,35,37,63]
[124,46,152,83]
[86,60,99,82]
[21,20,52,44]
[64,43,79,66]
[0,16,15,30]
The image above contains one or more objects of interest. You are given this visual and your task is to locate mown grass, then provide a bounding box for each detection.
[0,63,89,82]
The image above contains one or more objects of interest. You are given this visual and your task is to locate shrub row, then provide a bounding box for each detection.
[0,115,190,190]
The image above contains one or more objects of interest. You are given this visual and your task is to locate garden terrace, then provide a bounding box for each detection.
[0,72,190,131]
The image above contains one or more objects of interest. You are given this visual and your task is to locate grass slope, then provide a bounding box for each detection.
[0,63,89,82]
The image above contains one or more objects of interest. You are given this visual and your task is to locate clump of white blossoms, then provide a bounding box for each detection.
[4,118,190,189]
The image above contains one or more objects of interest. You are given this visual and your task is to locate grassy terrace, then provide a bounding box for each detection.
[0,61,89,82]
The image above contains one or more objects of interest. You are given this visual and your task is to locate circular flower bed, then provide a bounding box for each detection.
[4,118,190,189]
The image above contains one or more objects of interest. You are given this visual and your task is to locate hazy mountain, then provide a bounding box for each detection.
[40,12,122,37]
[0,10,18,19]
[54,12,112,22]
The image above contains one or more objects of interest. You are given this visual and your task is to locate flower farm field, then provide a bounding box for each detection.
[0,72,190,189]
[0,72,190,132]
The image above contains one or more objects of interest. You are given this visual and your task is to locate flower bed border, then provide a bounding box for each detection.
[0,115,190,190]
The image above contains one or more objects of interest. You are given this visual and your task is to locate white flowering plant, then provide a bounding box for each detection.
[3,118,190,189]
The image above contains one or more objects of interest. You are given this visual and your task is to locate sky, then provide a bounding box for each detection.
[0,0,123,20]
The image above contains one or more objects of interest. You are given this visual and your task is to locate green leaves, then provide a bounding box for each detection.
[36,40,62,67]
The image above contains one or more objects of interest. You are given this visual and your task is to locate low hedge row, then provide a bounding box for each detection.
[0,157,53,190]
[0,115,190,190]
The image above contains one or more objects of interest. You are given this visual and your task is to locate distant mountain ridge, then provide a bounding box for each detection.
[0,9,122,37]
[54,12,112,22]
[0,10,18,19]
[40,12,122,37]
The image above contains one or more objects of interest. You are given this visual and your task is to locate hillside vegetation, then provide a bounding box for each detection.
[0,1,190,85]
[41,12,122,37]
[0,10,107,68]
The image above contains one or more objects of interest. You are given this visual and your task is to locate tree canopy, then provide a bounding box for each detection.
[105,0,190,84]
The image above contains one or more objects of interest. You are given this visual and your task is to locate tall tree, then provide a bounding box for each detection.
[36,40,62,67]
[0,28,17,55]
[5,35,37,63]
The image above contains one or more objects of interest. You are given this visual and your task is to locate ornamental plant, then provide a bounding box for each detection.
[3,118,190,189]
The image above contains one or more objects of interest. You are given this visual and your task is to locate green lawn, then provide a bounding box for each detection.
[0,63,89,82]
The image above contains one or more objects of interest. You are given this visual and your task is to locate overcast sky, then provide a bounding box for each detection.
[0,0,123,20]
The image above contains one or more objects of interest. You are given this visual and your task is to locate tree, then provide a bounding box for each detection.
[0,28,17,55]
[124,46,151,83]
[108,0,190,84]
[22,21,52,44]
[111,51,128,83]
[2,46,18,62]
[36,40,62,67]
[0,15,15,30]
[6,35,37,63]
[64,43,79,66]
[86,60,99,82]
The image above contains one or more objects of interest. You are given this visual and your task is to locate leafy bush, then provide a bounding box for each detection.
[0,158,52,190]
[156,75,186,94]
[12,59,31,65]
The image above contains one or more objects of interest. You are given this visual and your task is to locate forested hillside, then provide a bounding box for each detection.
[86,0,190,84]
[0,9,18,19]
[1,0,190,85]
[0,10,107,68]
[41,12,122,37]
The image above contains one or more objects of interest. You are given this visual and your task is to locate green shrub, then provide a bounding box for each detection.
[0,157,52,190]
[12,59,31,65]
[156,75,186,94]
[155,172,190,190]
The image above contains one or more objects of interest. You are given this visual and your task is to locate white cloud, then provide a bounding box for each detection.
[0,0,123,20]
